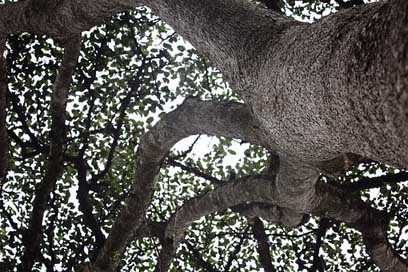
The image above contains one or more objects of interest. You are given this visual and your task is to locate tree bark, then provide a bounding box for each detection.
[93,99,263,271]
[139,0,408,168]
[0,0,140,39]
[0,0,406,168]
[1,0,407,271]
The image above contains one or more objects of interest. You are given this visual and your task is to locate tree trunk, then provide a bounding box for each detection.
[141,0,408,167]
[1,0,407,271]
[1,0,406,168]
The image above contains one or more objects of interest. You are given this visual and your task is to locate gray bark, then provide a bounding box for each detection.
[0,0,407,271]
[156,171,407,271]
[93,99,262,271]
[0,0,140,39]
[140,0,408,168]
[1,0,406,169]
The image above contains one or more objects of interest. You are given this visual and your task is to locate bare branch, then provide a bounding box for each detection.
[185,241,219,272]
[20,37,81,271]
[167,157,225,186]
[93,98,264,271]
[0,37,7,178]
[73,157,105,252]
[0,0,142,38]
[321,0,365,9]
[232,203,305,228]
[248,217,275,272]
[277,159,408,272]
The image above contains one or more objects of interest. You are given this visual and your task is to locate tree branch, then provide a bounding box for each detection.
[248,217,275,272]
[167,157,225,186]
[153,170,408,271]
[20,37,81,271]
[310,184,408,272]
[258,0,281,12]
[232,203,305,228]
[0,0,141,38]
[320,0,365,9]
[277,159,408,272]
[93,98,264,271]
[185,241,219,272]
[346,172,408,192]
[0,37,7,178]
[73,157,106,254]
[310,219,331,272]
[156,184,296,271]
[140,0,293,77]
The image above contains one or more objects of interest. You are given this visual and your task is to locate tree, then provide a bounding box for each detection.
[0,0,407,271]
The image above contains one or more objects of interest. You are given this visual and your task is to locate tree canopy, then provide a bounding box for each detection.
[0,0,407,271]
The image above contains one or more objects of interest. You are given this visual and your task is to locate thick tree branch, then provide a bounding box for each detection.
[156,197,291,272]
[140,0,293,78]
[1,0,407,168]
[275,158,320,210]
[132,0,408,169]
[152,169,407,271]
[93,98,264,271]
[0,0,141,38]
[278,159,408,272]
[155,167,304,272]
[161,177,277,251]
[20,37,81,271]
[232,203,305,228]
[0,37,7,178]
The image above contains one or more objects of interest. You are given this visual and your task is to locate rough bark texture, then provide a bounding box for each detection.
[0,0,406,168]
[252,1,408,166]
[158,170,407,271]
[93,99,262,271]
[140,0,408,168]
[0,0,407,271]
[0,0,140,39]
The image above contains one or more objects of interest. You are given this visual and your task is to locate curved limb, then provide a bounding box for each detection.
[93,98,265,271]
